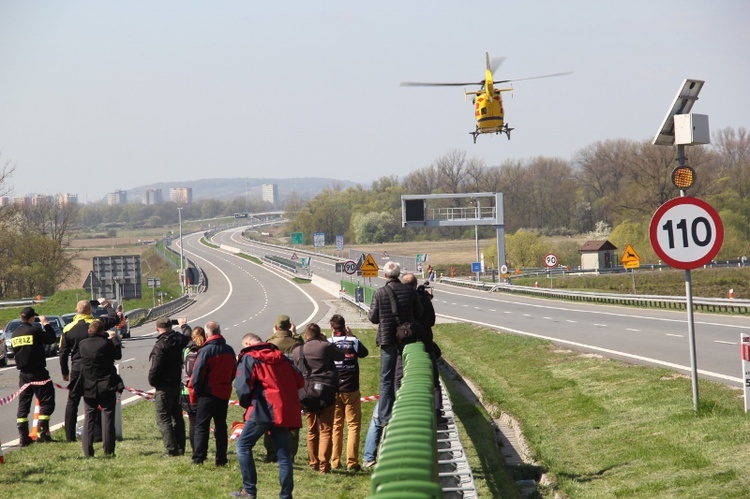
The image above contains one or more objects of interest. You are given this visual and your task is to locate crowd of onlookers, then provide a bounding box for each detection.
[10,260,440,499]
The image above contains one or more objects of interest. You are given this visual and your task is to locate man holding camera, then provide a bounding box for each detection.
[59,298,119,442]
[148,316,191,456]
[13,306,57,446]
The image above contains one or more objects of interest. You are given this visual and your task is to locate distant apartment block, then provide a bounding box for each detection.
[59,193,78,205]
[143,188,163,205]
[262,183,278,204]
[170,187,192,205]
[13,197,32,207]
[107,190,128,205]
[0,197,10,207]
[32,194,54,206]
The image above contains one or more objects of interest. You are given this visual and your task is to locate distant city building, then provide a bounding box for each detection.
[169,187,192,205]
[0,197,10,207]
[59,193,78,205]
[32,194,54,206]
[262,183,278,204]
[143,188,163,205]
[13,197,32,207]
[107,190,128,205]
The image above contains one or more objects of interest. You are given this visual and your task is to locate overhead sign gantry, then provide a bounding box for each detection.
[401,192,506,268]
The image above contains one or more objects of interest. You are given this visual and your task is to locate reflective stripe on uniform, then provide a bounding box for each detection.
[11,335,33,348]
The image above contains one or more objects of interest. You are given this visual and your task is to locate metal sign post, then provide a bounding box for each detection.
[742,333,750,413]
[650,193,723,412]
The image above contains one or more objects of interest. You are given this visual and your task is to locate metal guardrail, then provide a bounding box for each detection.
[0,299,39,309]
[439,277,750,314]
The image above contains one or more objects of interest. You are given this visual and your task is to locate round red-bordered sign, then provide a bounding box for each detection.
[544,253,558,268]
[649,197,723,270]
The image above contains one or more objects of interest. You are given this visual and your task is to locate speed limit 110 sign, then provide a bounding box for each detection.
[649,197,723,270]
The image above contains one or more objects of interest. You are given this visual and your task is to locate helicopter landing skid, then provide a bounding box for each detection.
[470,124,513,143]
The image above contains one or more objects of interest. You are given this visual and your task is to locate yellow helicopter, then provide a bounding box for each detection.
[401,53,571,143]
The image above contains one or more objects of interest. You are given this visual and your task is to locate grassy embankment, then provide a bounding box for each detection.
[3,320,748,498]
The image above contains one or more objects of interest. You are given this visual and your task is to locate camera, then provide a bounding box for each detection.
[34,317,41,323]
[89,300,101,309]
[171,319,179,326]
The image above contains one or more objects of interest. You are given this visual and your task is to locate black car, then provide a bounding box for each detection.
[4,317,63,359]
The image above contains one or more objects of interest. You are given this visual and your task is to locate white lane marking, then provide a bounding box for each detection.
[120,358,136,364]
[665,333,683,337]
[566,320,577,323]
[489,309,496,312]
[523,314,532,317]
[436,312,743,385]
[187,230,319,328]
[714,340,736,345]
[626,328,640,332]
[594,324,607,327]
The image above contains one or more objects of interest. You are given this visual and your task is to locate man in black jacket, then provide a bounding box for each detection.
[13,306,57,445]
[148,316,191,456]
[367,261,422,426]
[59,298,119,442]
[78,319,123,457]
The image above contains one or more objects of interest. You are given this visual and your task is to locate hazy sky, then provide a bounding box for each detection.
[1,1,748,201]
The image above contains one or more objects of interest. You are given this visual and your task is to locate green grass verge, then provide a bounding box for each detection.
[201,238,219,249]
[511,266,750,299]
[237,253,263,265]
[436,322,750,498]
[11,314,739,497]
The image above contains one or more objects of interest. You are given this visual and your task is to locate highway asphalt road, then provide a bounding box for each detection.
[0,229,334,448]
[219,228,749,388]
[1,227,746,448]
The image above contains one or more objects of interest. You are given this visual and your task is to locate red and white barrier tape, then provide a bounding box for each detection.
[0,379,53,407]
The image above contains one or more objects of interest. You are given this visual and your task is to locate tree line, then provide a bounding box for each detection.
[2,126,747,297]
[286,127,750,268]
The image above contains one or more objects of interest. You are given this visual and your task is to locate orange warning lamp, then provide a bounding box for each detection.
[672,165,696,190]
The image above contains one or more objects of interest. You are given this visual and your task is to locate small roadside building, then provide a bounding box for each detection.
[579,240,617,270]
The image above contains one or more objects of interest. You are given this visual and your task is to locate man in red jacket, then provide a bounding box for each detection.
[189,321,236,466]
[232,333,304,499]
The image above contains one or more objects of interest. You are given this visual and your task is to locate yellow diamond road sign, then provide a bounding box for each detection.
[621,244,640,269]
[361,253,379,277]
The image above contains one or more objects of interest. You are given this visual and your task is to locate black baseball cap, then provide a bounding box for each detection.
[21,306,38,318]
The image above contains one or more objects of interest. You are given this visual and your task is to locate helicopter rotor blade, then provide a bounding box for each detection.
[400,81,483,87]
[493,71,572,85]
[489,56,506,74]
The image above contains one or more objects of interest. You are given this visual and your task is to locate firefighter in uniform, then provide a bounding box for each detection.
[13,306,57,445]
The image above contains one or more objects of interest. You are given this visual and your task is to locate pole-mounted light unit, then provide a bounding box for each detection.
[672,165,696,190]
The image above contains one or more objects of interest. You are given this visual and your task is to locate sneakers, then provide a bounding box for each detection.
[230,490,256,498]
[362,460,376,469]
[348,464,362,472]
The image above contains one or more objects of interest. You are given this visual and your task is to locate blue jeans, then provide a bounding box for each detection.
[363,401,382,463]
[236,420,293,499]
[378,344,399,425]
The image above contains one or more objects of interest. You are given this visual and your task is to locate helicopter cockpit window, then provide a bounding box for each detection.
[481,108,487,115]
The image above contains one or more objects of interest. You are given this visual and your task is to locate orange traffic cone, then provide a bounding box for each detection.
[29,399,41,441]
[230,421,244,441]
[729,288,735,299]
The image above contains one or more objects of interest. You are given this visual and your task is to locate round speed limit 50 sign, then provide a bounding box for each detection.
[649,197,723,270]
